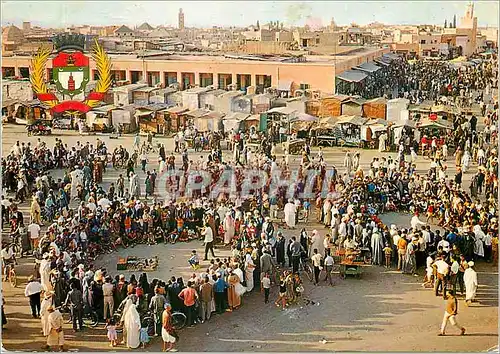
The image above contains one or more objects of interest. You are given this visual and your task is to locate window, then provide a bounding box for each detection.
[300,83,310,90]
[420,39,426,44]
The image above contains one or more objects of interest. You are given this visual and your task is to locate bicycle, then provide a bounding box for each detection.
[9,235,23,258]
[171,311,187,330]
[3,263,17,287]
[61,304,99,328]
[298,256,314,282]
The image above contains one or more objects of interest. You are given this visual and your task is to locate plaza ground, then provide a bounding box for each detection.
[1,124,498,352]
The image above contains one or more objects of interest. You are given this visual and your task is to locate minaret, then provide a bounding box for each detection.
[68,73,75,91]
[178,8,185,30]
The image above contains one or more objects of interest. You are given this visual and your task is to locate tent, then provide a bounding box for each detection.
[362,97,387,119]
[354,62,381,74]
[223,112,250,132]
[336,70,368,83]
[290,112,318,122]
[341,97,366,116]
[418,117,452,129]
[317,95,350,117]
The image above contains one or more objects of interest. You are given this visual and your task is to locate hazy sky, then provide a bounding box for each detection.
[2,1,498,28]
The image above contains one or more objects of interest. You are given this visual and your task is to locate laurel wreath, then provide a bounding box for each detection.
[30,38,111,109]
[84,38,112,108]
[30,47,58,108]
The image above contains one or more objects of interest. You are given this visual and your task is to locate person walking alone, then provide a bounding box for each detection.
[311,249,323,285]
[24,275,42,318]
[203,222,216,261]
[439,290,466,336]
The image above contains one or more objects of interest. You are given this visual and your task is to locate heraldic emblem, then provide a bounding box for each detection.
[30,33,112,113]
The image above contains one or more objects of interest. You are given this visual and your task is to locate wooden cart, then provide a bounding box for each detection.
[339,261,364,279]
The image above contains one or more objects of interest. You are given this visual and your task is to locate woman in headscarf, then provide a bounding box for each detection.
[224,212,235,246]
[244,252,255,292]
[463,261,478,305]
[473,225,485,260]
[40,291,54,337]
[138,273,150,296]
[123,300,141,349]
[227,268,245,311]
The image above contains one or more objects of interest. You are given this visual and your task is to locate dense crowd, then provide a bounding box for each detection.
[1,56,498,348]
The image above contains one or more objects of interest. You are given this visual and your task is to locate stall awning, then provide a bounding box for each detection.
[2,99,18,108]
[335,115,367,126]
[354,62,381,73]
[374,58,390,67]
[166,106,189,114]
[224,112,251,121]
[267,107,297,115]
[186,108,210,118]
[418,118,452,129]
[277,80,292,91]
[336,70,367,83]
[93,104,116,113]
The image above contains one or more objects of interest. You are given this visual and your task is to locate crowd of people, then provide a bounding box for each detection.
[1,53,498,349]
[337,55,497,105]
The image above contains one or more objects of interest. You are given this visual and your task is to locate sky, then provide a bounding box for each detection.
[2,1,499,29]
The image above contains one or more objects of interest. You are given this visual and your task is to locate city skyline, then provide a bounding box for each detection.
[2,1,499,29]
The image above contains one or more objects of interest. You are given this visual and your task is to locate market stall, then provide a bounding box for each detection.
[332,115,367,147]
[86,105,115,132]
[361,118,389,149]
[223,112,250,133]
[111,105,136,133]
[311,116,337,147]
[135,103,170,135]
[2,99,18,123]
[165,106,189,133]
[341,97,366,116]
[290,112,317,138]
[362,97,387,120]
[317,95,350,118]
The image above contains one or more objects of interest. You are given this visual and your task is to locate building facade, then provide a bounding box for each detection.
[1,47,389,94]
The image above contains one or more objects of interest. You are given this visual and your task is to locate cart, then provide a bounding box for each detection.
[283,138,306,154]
[339,261,364,279]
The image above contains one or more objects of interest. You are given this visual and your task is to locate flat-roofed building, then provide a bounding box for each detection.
[1,47,389,94]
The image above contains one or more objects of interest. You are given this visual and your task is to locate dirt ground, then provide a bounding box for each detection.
[1,124,498,352]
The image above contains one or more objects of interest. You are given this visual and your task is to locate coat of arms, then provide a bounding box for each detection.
[30,33,112,113]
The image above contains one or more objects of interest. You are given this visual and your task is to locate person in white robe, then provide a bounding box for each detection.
[343,152,352,175]
[283,199,297,229]
[123,303,141,349]
[46,307,64,350]
[69,167,84,199]
[129,172,140,199]
[309,230,325,257]
[464,261,478,305]
[232,267,247,297]
[223,212,235,245]
[40,291,54,337]
[40,254,52,291]
[461,150,471,172]
[244,253,255,292]
[473,225,485,259]
[378,133,388,152]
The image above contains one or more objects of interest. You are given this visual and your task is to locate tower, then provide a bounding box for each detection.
[178,8,185,30]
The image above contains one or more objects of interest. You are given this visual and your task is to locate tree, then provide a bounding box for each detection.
[444,19,447,28]
[453,15,456,28]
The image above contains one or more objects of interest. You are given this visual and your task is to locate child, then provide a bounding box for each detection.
[106,318,117,347]
[139,319,150,349]
[422,254,435,288]
[303,199,311,223]
[261,273,271,303]
[274,276,287,310]
[383,243,392,268]
[188,250,200,270]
